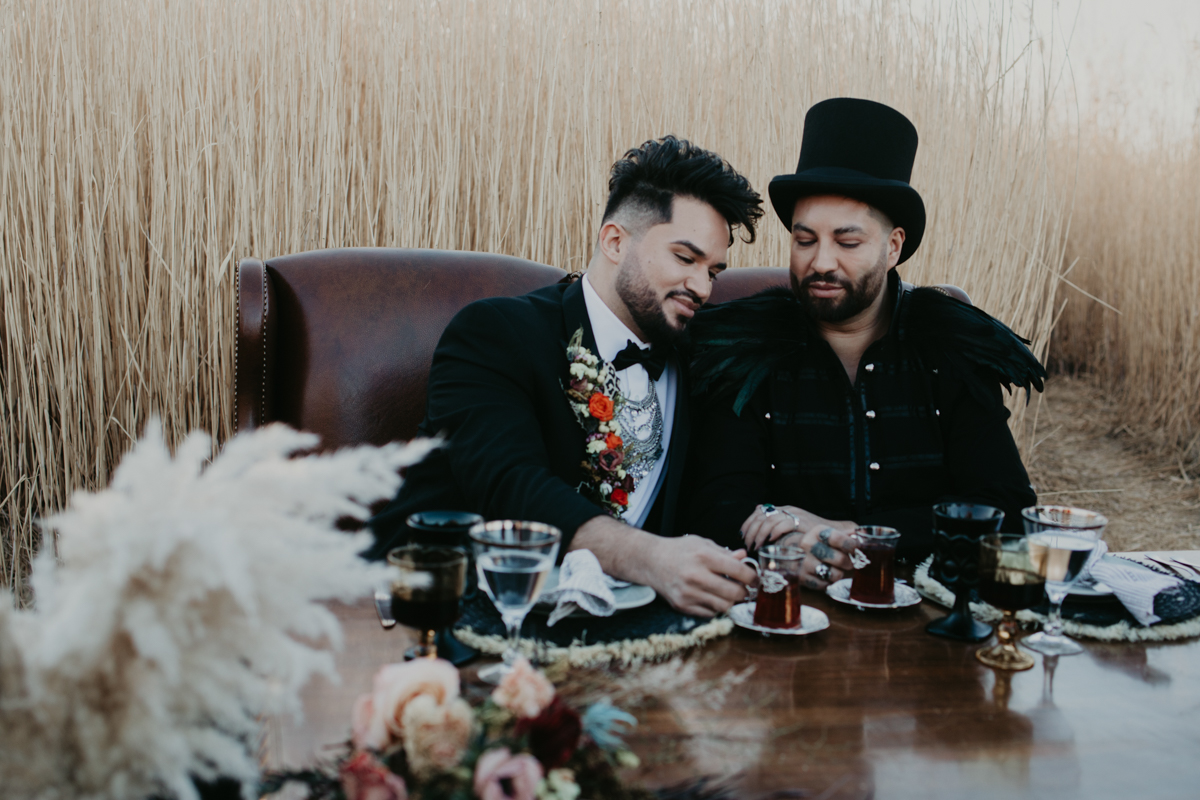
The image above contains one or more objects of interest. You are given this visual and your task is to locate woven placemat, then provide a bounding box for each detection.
[915,557,1200,642]
[453,594,732,668]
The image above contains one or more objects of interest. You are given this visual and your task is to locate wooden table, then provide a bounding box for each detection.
[268,553,1200,800]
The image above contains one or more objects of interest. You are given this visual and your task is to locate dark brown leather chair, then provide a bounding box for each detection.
[234,250,966,448]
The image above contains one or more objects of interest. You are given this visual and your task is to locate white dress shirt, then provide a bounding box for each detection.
[581,274,676,529]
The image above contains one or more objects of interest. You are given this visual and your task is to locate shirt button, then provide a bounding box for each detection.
[770,463,777,470]
[869,462,881,471]
[765,412,771,420]
[936,409,941,416]
[865,410,876,419]
[865,363,875,372]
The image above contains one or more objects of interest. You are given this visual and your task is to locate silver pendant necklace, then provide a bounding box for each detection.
[619,378,664,484]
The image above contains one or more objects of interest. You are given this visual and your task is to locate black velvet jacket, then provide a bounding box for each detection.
[365,277,691,559]
[685,270,1043,559]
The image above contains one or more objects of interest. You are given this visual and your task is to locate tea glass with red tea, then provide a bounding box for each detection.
[742,545,806,628]
[849,526,901,605]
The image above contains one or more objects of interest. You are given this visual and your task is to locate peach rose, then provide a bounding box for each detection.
[401,694,475,778]
[340,751,408,800]
[473,748,543,800]
[352,693,391,751]
[351,659,461,750]
[490,657,555,718]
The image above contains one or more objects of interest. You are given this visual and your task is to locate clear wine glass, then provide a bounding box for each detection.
[1021,506,1107,656]
[469,520,561,684]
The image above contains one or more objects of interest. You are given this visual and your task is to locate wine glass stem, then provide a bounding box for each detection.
[1045,594,1066,637]
[502,613,524,665]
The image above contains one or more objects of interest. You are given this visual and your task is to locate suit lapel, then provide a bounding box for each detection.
[560,277,599,354]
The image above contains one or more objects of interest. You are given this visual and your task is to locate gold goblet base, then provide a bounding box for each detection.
[405,628,438,660]
[975,611,1035,671]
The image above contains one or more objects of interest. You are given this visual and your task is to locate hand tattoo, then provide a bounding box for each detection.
[811,541,836,562]
[818,527,834,544]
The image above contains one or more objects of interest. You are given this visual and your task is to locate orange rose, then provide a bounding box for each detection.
[588,393,614,421]
[610,488,629,506]
[605,432,623,449]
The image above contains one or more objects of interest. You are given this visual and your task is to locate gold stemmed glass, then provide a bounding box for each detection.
[387,545,468,660]
[976,533,1045,671]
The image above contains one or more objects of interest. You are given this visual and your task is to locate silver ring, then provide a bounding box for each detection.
[781,510,800,531]
[815,563,833,581]
[818,527,833,544]
[760,503,778,517]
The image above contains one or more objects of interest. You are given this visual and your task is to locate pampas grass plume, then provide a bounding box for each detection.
[0,421,435,800]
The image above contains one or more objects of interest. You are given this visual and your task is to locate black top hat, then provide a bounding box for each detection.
[768,98,926,264]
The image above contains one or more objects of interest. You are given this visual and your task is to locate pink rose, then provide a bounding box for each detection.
[490,657,555,718]
[473,748,543,800]
[340,751,408,800]
[401,694,475,778]
[597,448,623,473]
[351,659,461,751]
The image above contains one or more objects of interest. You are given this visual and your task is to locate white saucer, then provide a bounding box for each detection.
[530,567,656,617]
[729,602,830,636]
[826,578,923,610]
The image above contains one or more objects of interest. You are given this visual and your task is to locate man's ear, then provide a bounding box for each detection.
[887,227,906,268]
[597,220,628,266]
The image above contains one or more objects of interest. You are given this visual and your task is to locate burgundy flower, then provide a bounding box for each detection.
[570,378,588,393]
[514,697,582,769]
[621,474,635,492]
[597,448,623,473]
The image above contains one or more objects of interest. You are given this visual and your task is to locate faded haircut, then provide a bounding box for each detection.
[601,136,764,245]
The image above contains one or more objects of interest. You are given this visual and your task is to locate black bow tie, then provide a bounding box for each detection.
[611,340,668,381]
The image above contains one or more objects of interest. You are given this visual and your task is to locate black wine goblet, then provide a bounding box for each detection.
[405,511,485,664]
[925,503,1004,642]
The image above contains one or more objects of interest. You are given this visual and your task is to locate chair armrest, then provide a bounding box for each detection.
[235,258,277,433]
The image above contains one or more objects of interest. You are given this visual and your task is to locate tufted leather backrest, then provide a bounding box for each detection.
[233,253,967,450]
[235,249,567,449]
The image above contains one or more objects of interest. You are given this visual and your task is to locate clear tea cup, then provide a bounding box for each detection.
[742,545,806,628]
[849,526,901,605]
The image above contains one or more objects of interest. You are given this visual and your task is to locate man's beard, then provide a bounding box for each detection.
[615,251,698,347]
[791,247,889,323]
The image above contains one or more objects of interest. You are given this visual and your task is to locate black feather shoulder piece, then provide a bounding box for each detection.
[690,288,813,415]
[901,287,1046,406]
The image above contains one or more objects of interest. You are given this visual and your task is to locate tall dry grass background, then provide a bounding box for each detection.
[1,0,1070,594]
[1049,123,1200,472]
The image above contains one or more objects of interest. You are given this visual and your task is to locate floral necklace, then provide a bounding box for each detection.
[562,327,638,517]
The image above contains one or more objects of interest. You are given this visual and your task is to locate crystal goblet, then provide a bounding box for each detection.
[469,520,560,684]
[1022,505,1106,656]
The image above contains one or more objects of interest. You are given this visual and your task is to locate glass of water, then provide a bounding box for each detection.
[469,520,560,683]
[1022,506,1107,656]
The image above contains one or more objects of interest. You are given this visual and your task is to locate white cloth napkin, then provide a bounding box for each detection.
[1084,541,1180,626]
[540,549,619,626]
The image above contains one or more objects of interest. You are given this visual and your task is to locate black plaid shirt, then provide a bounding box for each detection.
[687,273,1035,558]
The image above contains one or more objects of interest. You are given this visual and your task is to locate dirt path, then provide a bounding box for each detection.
[1022,376,1200,552]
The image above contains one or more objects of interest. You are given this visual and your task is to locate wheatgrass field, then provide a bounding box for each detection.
[3,0,1146,595]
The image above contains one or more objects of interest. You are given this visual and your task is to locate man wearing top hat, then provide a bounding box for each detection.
[369,136,762,617]
[686,98,1045,591]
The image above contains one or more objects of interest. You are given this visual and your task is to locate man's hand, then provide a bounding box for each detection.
[739,505,858,591]
[571,517,756,617]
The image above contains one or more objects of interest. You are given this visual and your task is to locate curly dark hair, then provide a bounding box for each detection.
[601,136,764,245]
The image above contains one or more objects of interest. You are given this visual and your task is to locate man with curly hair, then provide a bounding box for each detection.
[371,137,762,617]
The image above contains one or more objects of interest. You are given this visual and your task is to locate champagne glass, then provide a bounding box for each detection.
[926,503,1004,642]
[387,545,468,659]
[469,520,561,684]
[1022,505,1106,656]
[976,533,1045,671]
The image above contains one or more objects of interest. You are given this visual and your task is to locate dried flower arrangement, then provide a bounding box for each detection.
[0,421,435,800]
[262,656,656,800]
